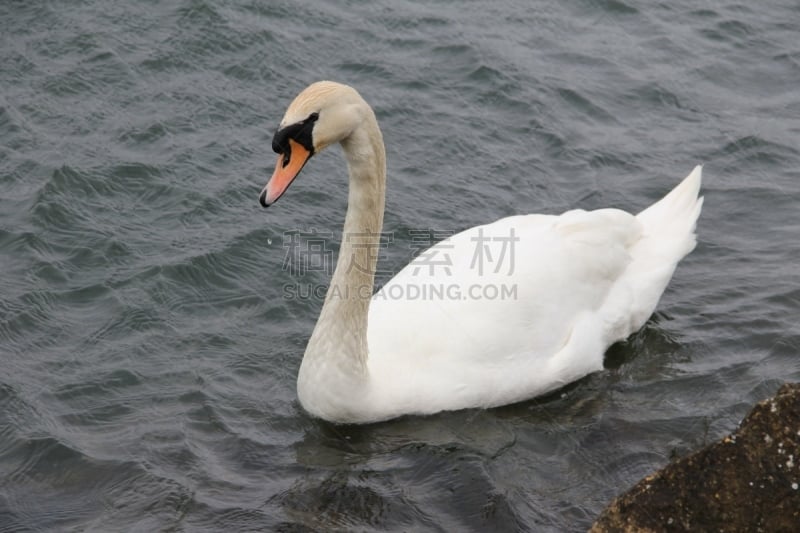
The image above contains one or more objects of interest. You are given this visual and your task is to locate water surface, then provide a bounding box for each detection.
[2,0,800,530]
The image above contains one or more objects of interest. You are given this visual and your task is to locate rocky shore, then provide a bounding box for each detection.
[592,383,800,532]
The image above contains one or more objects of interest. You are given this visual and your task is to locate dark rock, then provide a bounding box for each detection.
[591,383,800,532]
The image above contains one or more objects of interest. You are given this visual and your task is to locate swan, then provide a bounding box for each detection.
[259,81,703,424]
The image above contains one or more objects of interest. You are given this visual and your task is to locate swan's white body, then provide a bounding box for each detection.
[261,81,703,424]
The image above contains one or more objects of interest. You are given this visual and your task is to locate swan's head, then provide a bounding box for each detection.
[259,81,368,207]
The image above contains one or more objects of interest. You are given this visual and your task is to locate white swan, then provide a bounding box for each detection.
[260,81,703,424]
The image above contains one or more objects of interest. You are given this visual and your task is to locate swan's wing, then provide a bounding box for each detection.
[367,209,643,403]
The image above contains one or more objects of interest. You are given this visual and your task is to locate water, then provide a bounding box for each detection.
[2,0,799,530]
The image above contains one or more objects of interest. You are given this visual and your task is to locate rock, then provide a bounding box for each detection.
[591,383,800,532]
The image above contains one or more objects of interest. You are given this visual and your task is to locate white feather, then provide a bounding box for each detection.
[268,82,703,424]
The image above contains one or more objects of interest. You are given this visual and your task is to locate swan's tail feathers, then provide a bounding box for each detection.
[636,165,704,259]
[613,166,704,335]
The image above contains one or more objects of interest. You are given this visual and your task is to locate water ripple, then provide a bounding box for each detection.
[1,0,800,530]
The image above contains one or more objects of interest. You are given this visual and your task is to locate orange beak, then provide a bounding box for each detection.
[259,138,312,207]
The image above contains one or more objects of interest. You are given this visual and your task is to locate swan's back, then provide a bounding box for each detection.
[365,167,703,417]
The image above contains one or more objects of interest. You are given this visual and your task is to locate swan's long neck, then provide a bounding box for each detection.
[302,109,386,380]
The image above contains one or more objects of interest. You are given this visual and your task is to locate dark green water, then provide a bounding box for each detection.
[2,0,799,530]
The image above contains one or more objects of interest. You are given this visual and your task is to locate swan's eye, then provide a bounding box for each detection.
[271,112,318,160]
[272,130,288,155]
